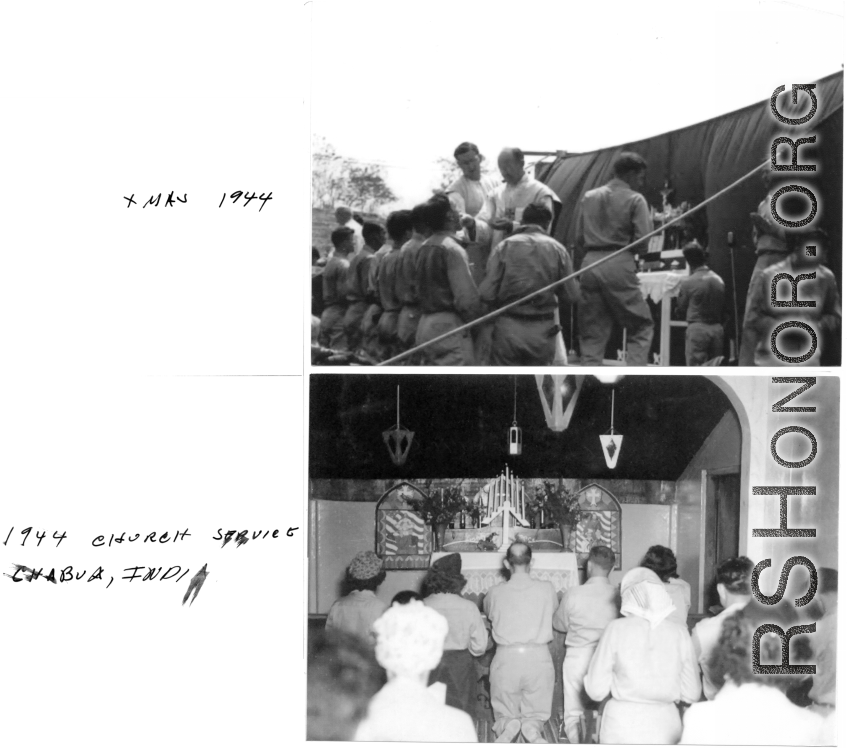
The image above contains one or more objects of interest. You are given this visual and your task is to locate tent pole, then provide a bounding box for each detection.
[727,234,741,363]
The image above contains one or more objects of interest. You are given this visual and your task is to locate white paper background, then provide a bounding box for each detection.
[1,2,306,745]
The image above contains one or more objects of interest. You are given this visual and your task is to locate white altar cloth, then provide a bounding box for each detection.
[637,269,687,304]
[430,551,579,599]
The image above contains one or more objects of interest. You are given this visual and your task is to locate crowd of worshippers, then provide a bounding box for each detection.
[308,546,837,744]
[312,144,841,367]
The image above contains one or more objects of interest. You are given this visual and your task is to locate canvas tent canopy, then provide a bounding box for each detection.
[537,71,843,330]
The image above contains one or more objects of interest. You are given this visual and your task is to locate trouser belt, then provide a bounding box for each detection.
[503,310,556,322]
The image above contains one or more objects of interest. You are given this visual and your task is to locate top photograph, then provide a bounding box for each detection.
[309,3,842,369]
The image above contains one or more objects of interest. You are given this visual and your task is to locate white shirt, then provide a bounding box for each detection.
[585,615,701,705]
[471,174,561,249]
[447,174,500,217]
[355,677,479,742]
[342,218,364,254]
[553,576,619,649]
[681,681,829,745]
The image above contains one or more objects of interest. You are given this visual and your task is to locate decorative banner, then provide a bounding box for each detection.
[599,434,623,469]
[375,482,432,569]
[574,483,623,570]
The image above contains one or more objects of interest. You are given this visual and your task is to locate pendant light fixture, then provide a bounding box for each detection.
[534,374,584,432]
[599,388,623,469]
[382,385,414,466]
[508,377,522,456]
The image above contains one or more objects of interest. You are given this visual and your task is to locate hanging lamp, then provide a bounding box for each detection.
[534,374,584,432]
[599,388,623,469]
[508,377,522,456]
[382,385,414,466]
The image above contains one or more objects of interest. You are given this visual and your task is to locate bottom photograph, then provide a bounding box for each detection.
[307,374,837,744]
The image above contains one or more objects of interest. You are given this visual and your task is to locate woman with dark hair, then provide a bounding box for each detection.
[422,553,489,717]
[641,545,691,626]
[326,551,389,645]
[307,629,386,740]
[680,608,829,744]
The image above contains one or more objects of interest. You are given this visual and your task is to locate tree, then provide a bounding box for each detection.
[311,135,346,208]
[339,164,397,212]
[435,156,463,192]
[312,135,396,211]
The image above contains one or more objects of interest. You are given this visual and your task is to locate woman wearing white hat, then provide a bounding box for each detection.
[584,567,701,743]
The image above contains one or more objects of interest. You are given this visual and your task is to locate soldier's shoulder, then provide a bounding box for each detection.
[440,235,467,254]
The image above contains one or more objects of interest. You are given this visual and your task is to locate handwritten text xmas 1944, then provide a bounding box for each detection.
[122,191,273,210]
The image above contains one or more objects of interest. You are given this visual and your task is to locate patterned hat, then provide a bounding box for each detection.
[431,552,462,577]
[348,551,384,581]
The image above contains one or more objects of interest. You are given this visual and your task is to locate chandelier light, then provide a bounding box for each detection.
[534,374,584,432]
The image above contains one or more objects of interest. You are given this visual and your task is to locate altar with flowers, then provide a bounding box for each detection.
[374,471,622,603]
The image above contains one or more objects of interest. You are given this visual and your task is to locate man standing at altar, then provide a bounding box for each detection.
[446,142,500,285]
[483,542,559,743]
[576,152,654,366]
[553,545,619,744]
[461,147,563,363]
[462,148,561,250]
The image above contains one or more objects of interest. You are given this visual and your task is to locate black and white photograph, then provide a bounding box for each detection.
[307,373,838,743]
[310,1,843,368]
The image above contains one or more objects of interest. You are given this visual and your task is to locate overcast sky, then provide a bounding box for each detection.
[311,0,844,207]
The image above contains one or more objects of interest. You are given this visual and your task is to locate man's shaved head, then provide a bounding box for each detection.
[499,147,524,164]
[506,542,532,568]
[498,148,526,185]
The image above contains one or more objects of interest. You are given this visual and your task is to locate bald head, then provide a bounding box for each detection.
[506,542,532,569]
[498,148,525,185]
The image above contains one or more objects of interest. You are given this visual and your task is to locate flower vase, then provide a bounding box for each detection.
[434,522,448,552]
[559,523,572,552]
